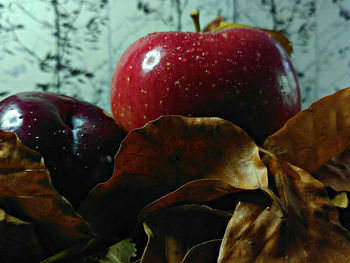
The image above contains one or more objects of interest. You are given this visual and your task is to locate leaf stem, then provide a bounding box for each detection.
[190,9,201,32]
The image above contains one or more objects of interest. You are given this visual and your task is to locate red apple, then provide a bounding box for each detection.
[111,27,301,143]
[0,92,126,207]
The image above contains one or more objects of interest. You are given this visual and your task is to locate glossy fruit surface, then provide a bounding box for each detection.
[0,92,125,207]
[111,28,301,143]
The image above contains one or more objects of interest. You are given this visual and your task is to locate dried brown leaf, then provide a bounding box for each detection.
[0,130,94,256]
[312,143,350,191]
[0,208,43,262]
[140,205,230,263]
[138,179,242,221]
[218,156,350,262]
[202,16,224,32]
[263,87,350,174]
[79,116,267,241]
[181,239,222,263]
[310,141,350,230]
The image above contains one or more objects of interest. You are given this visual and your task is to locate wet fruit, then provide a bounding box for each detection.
[111,27,301,143]
[0,92,126,207]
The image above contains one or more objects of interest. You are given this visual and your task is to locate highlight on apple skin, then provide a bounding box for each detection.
[0,91,126,207]
[111,27,301,144]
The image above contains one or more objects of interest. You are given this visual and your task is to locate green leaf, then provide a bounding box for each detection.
[40,239,96,263]
[98,238,137,263]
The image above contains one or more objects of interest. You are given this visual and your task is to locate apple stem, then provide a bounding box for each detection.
[190,9,201,32]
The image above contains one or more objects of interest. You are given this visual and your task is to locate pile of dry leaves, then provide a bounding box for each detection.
[1,87,350,262]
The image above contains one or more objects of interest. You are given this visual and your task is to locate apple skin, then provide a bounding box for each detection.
[0,92,126,207]
[111,28,301,143]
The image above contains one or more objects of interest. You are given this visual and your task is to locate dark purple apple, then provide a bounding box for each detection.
[111,27,301,144]
[0,92,126,207]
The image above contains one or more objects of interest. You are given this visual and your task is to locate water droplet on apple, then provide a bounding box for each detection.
[34,136,39,139]
[202,50,209,56]
[27,132,31,136]
[187,47,195,53]
[178,57,187,62]
[196,41,201,46]
[205,70,211,75]
[176,46,183,51]
[218,51,223,56]
[33,118,37,122]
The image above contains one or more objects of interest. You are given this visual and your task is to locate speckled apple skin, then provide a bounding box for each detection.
[0,92,126,207]
[111,28,301,144]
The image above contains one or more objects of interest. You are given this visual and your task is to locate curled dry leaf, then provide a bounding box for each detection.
[312,144,350,230]
[79,115,267,242]
[312,143,350,192]
[203,16,293,56]
[140,205,231,263]
[263,87,350,232]
[218,155,350,262]
[263,87,350,174]
[202,15,224,33]
[0,208,43,262]
[138,179,242,222]
[181,239,222,263]
[0,130,94,257]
